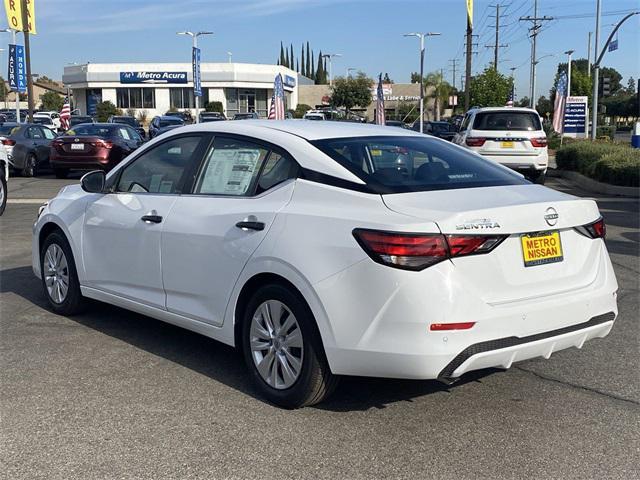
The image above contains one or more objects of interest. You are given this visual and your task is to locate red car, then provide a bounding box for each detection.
[50,123,144,178]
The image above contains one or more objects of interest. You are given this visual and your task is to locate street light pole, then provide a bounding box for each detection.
[321,53,342,86]
[346,67,356,78]
[177,30,213,124]
[591,0,601,140]
[227,51,232,63]
[564,50,575,98]
[403,32,440,133]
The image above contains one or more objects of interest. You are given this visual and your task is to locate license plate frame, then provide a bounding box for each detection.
[501,141,514,148]
[70,143,84,151]
[520,230,563,267]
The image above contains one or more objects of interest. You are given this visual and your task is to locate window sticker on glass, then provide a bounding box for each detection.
[197,145,265,195]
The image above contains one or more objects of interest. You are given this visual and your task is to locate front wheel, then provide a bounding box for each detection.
[40,231,86,315]
[242,284,338,408]
[0,169,6,216]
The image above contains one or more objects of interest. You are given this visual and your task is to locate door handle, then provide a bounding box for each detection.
[235,221,265,231]
[141,213,163,224]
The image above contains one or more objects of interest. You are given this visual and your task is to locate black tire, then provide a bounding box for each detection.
[54,168,69,179]
[242,283,338,408]
[0,168,6,216]
[40,230,86,315]
[532,170,546,185]
[21,154,37,177]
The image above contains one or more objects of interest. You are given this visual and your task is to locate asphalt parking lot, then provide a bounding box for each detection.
[1,174,638,480]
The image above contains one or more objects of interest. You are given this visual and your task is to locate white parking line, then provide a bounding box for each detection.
[7,199,50,204]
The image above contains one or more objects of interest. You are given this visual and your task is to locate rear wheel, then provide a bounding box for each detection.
[54,168,69,179]
[40,231,86,315]
[21,154,37,177]
[242,284,338,408]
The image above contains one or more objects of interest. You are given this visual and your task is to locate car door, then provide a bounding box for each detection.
[453,113,472,146]
[161,135,298,326]
[82,133,207,308]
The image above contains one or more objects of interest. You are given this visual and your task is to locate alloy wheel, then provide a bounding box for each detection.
[249,300,304,389]
[44,243,69,304]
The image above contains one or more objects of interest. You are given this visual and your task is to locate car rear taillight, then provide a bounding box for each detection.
[465,137,486,147]
[353,229,507,271]
[91,139,113,149]
[1,138,15,146]
[52,139,64,147]
[530,137,547,147]
[580,217,606,239]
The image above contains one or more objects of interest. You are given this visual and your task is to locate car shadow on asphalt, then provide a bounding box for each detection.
[0,265,499,411]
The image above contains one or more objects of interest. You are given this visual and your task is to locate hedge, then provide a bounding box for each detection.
[555,141,640,187]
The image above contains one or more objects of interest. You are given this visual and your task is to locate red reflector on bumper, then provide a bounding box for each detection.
[430,322,476,331]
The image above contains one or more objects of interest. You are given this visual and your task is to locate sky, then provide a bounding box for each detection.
[11,0,640,103]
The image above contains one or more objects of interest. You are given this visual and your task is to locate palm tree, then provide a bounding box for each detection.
[424,71,452,121]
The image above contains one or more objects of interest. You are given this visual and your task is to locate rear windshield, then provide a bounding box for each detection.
[159,118,183,127]
[0,125,17,135]
[66,125,116,137]
[70,117,92,124]
[431,123,451,132]
[311,136,528,193]
[473,111,541,131]
[112,117,137,126]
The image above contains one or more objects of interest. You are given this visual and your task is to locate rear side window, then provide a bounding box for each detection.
[473,111,541,131]
[312,136,527,193]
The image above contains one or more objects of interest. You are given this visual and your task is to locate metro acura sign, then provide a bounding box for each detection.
[120,71,188,84]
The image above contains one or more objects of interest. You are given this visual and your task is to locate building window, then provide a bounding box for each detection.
[225,88,269,118]
[116,88,155,109]
[169,88,209,109]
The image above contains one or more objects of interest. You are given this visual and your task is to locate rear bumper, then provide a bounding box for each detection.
[480,150,548,172]
[49,155,114,171]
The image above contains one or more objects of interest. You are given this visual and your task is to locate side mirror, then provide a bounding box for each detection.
[81,170,106,193]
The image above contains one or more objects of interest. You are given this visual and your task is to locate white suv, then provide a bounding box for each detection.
[34,111,62,131]
[453,107,548,184]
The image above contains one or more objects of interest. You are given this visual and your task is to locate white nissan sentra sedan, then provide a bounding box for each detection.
[33,120,618,408]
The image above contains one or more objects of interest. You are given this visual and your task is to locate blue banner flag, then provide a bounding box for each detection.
[192,46,202,97]
[8,44,26,93]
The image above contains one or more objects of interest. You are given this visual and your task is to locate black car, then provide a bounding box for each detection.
[107,115,146,139]
[148,116,185,139]
[165,110,193,124]
[69,115,96,127]
[2,123,57,177]
[199,111,226,122]
[232,112,259,120]
[413,121,456,141]
[384,120,407,128]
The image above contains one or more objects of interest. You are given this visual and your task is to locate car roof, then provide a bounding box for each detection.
[470,107,540,114]
[157,115,184,120]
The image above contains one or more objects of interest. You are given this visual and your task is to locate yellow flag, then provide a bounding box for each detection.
[466,0,473,29]
[4,0,37,34]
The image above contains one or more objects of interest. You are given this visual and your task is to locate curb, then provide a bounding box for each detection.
[549,169,639,198]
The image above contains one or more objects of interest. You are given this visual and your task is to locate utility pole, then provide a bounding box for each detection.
[587,31,592,77]
[520,0,553,108]
[486,4,508,71]
[591,0,601,140]
[464,2,473,111]
[20,0,34,122]
[448,58,457,90]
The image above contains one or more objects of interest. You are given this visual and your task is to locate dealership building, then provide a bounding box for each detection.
[62,62,313,118]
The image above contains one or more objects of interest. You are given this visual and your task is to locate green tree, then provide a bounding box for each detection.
[96,101,121,122]
[516,96,530,107]
[551,66,592,104]
[0,76,8,102]
[627,77,636,94]
[424,71,452,120]
[410,72,422,83]
[289,44,294,71]
[315,51,326,85]
[204,101,224,113]
[279,42,286,67]
[306,42,311,79]
[469,67,513,107]
[293,103,312,118]
[383,73,393,84]
[301,45,305,77]
[329,73,373,113]
[536,96,553,118]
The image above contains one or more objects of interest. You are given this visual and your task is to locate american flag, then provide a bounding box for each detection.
[268,73,285,120]
[552,72,567,134]
[375,73,385,125]
[59,97,71,131]
[506,85,514,107]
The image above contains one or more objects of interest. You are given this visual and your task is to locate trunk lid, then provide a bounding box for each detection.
[472,130,540,157]
[382,185,605,304]
[54,136,106,155]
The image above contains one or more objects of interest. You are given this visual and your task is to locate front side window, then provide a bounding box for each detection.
[42,128,56,140]
[26,127,43,139]
[117,136,202,194]
[311,136,528,193]
[194,137,269,196]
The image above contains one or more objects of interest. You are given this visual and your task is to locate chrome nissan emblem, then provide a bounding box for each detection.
[544,207,559,226]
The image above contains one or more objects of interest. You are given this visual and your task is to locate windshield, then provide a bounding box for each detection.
[66,125,116,137]
[32,118,52,125]
[473,111,541,131]
[159,118,183,127]
[311,136,528,193]
[431,123,451,132]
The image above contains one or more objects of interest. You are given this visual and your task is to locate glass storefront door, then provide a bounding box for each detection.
[239,91,256,113]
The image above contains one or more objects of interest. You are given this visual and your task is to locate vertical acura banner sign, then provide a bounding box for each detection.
[8,44,26,93]
[192,46,202,97]
[563,96,588,139]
